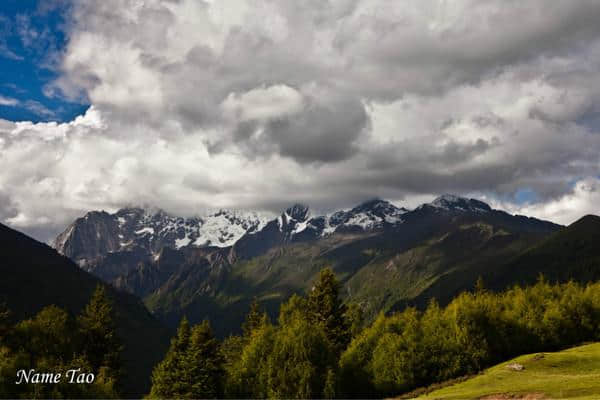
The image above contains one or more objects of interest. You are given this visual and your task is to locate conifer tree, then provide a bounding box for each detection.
[149,318,224,399]
[77,285,123,385]
[185,321,224,398]
[308,268,350,354]
[149,317,190,398]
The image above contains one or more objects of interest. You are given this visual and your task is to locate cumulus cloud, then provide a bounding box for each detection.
[3,0,600,241]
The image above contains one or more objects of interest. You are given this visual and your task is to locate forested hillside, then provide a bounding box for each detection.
[146,269,600,398]
[0,223,169,397]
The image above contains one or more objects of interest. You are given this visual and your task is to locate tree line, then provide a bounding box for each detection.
[149,271,600,399]
[3,270,600,398]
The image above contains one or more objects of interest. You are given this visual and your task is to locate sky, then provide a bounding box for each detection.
[1,0,600,242]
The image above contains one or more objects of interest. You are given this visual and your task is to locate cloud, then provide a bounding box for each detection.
[0,95,20,107]
[4,0,600,241]
[0,96,56,119]
[23,100,56,118]
[489,177,600,226]
[221,84,304,122]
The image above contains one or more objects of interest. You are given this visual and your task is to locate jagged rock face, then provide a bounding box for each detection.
[232,200,410,259]
[53,194,502,284]
[113,246,230,299]
[53,207,269,265]
[53,211,122,264]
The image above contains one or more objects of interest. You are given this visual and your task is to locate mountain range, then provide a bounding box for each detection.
[4,194,600,394]
[50,194,600,336]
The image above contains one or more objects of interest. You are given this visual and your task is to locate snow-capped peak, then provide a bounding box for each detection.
[303,199,407,236]
[428,194,491,212]
[54,207,271,262]
[285,204,310,222]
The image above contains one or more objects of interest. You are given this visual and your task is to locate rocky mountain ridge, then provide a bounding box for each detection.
[50,194,569,336]
[53,207,270,266]
[54,198,415,263]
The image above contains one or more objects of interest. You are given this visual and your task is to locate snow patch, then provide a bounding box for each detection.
[175,235,191,249]
[292,219,309,235]
[135,227,155,235]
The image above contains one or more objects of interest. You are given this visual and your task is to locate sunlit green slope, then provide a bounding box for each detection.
[418,343,600,400]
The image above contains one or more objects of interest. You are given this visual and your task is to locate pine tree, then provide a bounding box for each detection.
[77,285,123,386]
[149,318,224,399]
[308,268,350,354]
[185,321,224,398]
[149,317,191,398]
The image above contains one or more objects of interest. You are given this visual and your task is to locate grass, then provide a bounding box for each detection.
[417,343,600,399]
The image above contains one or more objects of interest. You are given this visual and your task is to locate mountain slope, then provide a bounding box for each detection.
[122,196,560,333]
[489,214,600,287]
[418,342,600,400]
[410,214,600,309]
[0,222,169,397]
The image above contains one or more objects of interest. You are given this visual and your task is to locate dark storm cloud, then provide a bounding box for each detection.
[263,96,368,163]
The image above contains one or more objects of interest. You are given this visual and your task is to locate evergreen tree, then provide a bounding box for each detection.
[308,268,350,354]
[15,305,77,365]
[185,321,224,398]
[149,317,191,398]
[77,285,123,385]
[149,318,224,399]
[4,305,118,399]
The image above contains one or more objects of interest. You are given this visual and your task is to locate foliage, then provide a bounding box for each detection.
[224,317,275,398]
[241,298,265,338]
[224,269,356,399]
[149,318,224,399]
[7,265,600,399]
[308,268,351,355]
[340,278,600,397]
[78,286,123,385]
[0,286,123,398]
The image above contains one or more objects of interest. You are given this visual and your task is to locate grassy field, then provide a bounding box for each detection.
[417,343,600,399]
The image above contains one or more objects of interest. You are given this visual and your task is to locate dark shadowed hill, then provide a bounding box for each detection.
[408,214,600,309]
[0,222,170,397]
[489,214,600,287]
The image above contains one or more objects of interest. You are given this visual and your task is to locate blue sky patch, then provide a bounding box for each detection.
[0,0,88,123]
